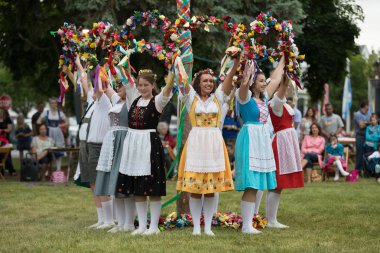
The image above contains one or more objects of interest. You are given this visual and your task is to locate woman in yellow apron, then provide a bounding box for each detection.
[176,59,239,236]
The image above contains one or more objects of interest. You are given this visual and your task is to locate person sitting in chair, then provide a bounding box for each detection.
[323,134,349,181]
[367,142,380,180]
[30,124,55,180]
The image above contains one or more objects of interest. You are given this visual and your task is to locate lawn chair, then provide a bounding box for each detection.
[321,147,349,181]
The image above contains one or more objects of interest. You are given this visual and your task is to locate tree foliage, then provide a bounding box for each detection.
[5,0,368,115]
[297,0,363,102]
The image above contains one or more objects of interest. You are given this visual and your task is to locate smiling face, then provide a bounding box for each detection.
[311,124,320,136]
[199,74,215,97]
[137,77,154,99]
[252,73,266,95]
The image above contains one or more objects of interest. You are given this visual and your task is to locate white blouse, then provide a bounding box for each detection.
[269,93,294,117]
[125,84,172,113]
[180,85,228,114]
[87,93,112,143]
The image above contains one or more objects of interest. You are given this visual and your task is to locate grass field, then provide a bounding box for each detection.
[1,175,380,253]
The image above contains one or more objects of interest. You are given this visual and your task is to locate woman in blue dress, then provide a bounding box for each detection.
[235,57,285,234]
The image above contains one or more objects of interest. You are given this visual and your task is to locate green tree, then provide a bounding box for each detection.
[297,0,363,102]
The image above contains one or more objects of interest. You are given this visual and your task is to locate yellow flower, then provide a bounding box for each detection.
[159,15,165,20]
[248,31,255,38]
[233,41,238,46]
[297,55,305,60]
[82,52,89,59]
[90,42,96,48]
[158,54,165,60]
[93,23,98,29]
[175,19,180,25]
[275,23,282,31]
[59,59,64,66]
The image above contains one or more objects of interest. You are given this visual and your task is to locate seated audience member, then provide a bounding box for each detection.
[301,123,325,183]
[15,115,33,160]
[367,143,380,178]
[30,124,55,180]
[324,134,349,181]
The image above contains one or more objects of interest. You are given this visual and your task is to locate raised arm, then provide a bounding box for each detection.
[62,65,75,86]
[276,73,290,100]
[222,58,240,96]
[95,74,105,99]
[266,55,285,98]
[162,70,174,98]
[238,63,252,102]
[74,56,89,95]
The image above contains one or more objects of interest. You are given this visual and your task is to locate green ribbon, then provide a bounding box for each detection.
[165,104,186,179]
[161,191,182,209]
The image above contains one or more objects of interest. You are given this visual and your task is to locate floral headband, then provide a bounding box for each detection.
[138,69,157,80]
[194,68,215,79]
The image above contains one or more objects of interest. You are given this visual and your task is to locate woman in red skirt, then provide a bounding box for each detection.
[255,74,304,228]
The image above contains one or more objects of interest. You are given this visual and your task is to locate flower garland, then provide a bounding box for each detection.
[223,12,305,88]
[52,10,305,102]
[158,212,267,231]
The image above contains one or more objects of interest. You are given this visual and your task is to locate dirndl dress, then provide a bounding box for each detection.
[116,96,167,197]
[45,110,65,157]
[234,89,277,191]
[269,94,304,190]
[94,100,129,196]
[176,86,234,194]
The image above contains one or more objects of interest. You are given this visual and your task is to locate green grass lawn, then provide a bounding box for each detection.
[1,177,380,253]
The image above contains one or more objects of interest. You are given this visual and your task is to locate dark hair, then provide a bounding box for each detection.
[325,103,332,108]
[37,124,47,135]
[137,72,158,96]
[249,71,265,101]
[329,134,338,142]
[309,123,321,136]
[370,113,378,121]
[360,99,369,108]
[287,97,294,102]
[192,70,216,96]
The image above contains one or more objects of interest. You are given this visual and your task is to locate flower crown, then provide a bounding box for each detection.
[194,69,215,79]
[138,69,157,80]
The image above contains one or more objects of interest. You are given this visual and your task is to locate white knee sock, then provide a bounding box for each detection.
[203,196,215,235]
[102,199,114,225]
[124,197,136,230]
[135,201,147,232]
[254,191,264,214]
[148,200,161,232]
[241,200,257,233]
[114,198,125,228]
[56,158,62,171]
[335,160,349,176]
[96,207,104,224]
[266,191,288,228]
[213,192,219,214]
[189,197,202,235]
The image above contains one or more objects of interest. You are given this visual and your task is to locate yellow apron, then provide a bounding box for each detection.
[176,96,234,194]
